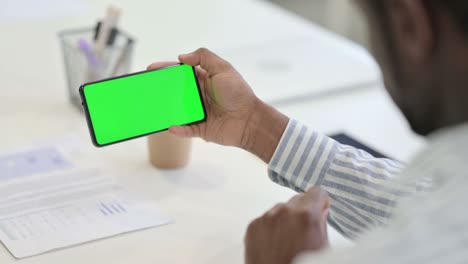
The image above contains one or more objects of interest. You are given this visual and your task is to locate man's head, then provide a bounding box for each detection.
[356,0,468,135]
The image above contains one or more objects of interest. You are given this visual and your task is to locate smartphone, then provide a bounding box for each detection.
[79,64,206,147]
[329,133,390,159]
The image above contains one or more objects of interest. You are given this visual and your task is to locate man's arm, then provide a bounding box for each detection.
[241,100,407,238]
[266,119,408,238]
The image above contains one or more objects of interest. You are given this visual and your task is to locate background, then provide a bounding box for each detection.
[270,0,368,46]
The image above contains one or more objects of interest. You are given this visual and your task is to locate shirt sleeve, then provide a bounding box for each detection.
[268,119,409,239]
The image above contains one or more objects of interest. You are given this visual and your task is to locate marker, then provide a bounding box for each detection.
[95,6,121,57]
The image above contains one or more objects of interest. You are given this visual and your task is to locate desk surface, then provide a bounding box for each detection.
[0,86,425,264]
[0,97,354,264]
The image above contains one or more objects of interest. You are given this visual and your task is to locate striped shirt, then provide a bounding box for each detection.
[268,119,468,263]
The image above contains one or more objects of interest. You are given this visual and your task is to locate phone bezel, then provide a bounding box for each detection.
[79,63,207,147]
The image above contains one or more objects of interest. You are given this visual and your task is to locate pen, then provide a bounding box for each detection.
[78,38,100,68]
[110,39,133,76]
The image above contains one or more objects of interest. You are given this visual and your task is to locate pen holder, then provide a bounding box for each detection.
[58,27,135,110]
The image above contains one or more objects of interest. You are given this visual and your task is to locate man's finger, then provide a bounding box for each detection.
[169,125,200,138]
[304,187,330,211]
[287,193,305,206]
[146,61,179,71]
[264,203,287,218]
[195,66,208,80]
[179,48,231,75]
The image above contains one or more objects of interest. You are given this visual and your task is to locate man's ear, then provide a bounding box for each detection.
[386,0,435,64]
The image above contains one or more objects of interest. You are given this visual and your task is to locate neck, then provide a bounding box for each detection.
[437,88,468,130]
[432,20,468,132]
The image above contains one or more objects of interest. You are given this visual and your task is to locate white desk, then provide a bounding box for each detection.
[0,0,419,263]
[0,98,350,264]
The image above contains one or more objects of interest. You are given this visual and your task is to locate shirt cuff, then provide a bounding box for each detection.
[267,119,338,192]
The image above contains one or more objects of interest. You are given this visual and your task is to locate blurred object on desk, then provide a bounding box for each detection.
[148,132,193,170]
[221,35,379,105]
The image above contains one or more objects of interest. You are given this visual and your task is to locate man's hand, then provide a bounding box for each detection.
[147,48,289,163]
[245,188,330,264]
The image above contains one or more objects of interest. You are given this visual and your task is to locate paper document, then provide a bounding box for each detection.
[0,145,171,258]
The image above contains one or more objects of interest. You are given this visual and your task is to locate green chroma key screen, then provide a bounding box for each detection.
[80,64,206,147]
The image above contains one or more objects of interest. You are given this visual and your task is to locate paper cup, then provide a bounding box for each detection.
[148,132,192,169]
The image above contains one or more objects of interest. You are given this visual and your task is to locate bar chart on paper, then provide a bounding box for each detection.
[99,200,128,215]
[0,145,172,259]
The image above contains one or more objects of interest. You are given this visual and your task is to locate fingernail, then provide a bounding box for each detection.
[169,127,181,135]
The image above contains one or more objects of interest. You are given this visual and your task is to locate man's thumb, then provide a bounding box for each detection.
[179,48,230,75]
[169,125,199,138]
